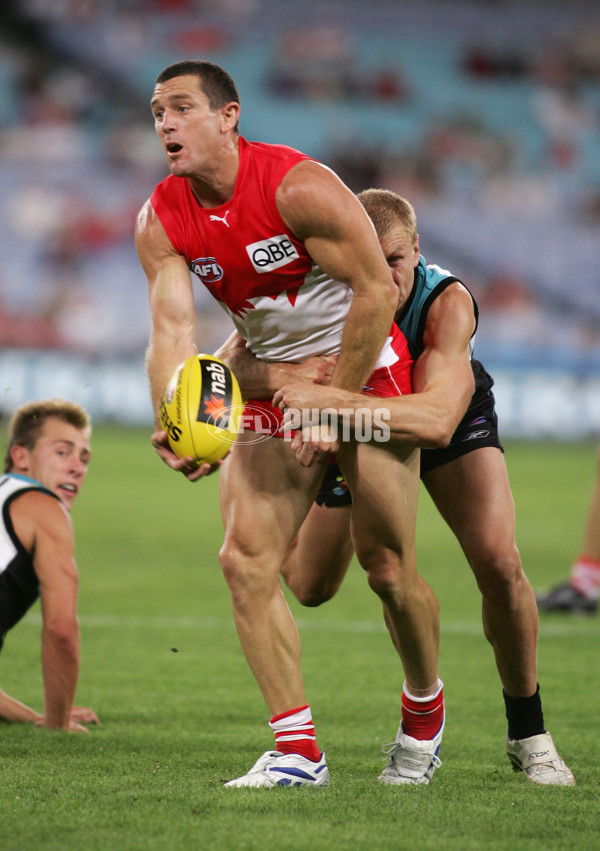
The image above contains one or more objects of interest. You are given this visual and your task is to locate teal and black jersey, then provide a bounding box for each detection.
[394,255,501,476]
[395,255,477,361]
[0,474,58,649]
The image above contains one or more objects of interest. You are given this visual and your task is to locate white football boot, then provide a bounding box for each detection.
[506,731,575,786]
[378,716,444,785]
[224,750,330,788]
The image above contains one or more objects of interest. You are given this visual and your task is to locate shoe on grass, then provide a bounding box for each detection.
[224,750,330,788]
[378,717,444,785]
[506,731,575,786]
[535,582,597,614]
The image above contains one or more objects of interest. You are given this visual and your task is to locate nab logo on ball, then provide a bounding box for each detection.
[159,354,243,465]
[197,360,234,430]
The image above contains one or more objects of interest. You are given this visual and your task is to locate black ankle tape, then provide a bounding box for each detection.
[503,684,545,740]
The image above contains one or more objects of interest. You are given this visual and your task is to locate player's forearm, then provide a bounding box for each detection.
[275,384,471,448]
[41,623,80,729]
[371,394,466,448]
[331,291,395,392]
[228,355,298,398]
[146,329,197,420]
[217,334,336,399]
[315,392,450,448]
[215,338,289,398]
[348,368,473,446]
[0,688,42,724]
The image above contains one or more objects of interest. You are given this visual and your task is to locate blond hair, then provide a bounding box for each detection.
[357,188,418,244]
[4,399,91,473]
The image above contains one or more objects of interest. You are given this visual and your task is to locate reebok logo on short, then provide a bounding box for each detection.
[246,234,299,274]
[463,430,489,441]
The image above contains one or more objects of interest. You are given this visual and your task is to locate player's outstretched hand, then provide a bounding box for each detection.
[150,429,223,481]
[70,706,100,725]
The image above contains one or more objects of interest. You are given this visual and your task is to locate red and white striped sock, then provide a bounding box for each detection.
[401,679,444,741]
[269,704,321,762]
[570,556,600,600]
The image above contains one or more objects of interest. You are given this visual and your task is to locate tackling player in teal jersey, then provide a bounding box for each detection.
[220,189,575,787]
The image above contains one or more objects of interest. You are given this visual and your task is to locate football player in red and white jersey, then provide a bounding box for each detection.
[136,60,442,787]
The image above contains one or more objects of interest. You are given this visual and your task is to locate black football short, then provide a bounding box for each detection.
[315,360,503,506]
[421,361,503,476]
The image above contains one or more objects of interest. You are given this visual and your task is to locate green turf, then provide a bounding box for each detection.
[1,429,598,850]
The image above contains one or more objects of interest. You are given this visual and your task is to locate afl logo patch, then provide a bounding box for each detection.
[191,257,223,283]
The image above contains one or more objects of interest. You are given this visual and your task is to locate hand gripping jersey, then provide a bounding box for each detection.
[151,137,413,432]
[0,474,58,650]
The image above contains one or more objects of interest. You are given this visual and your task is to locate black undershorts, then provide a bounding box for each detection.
[315,461,353,508]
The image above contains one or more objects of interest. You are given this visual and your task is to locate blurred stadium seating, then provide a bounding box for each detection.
[0,0,599,434]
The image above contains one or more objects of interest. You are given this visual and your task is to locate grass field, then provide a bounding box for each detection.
[1,428,599,850]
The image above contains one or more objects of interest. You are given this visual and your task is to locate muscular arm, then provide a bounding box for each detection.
[9,492,84,731]
[136,200,215,479]
[274,283,476,448]
[215,331,335,399]
[135,200,198,421]
[277,160,397,392]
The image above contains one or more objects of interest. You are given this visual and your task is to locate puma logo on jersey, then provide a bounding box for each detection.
[209,210,230,227]
[246,234,299,274]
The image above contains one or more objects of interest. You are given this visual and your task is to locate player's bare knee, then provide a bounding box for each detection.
[218,542,243,590]
[291,582,335,607]
[362,555,410,602]
[219,540,277,602]
[474,549,526,605]
[281,554,338,605]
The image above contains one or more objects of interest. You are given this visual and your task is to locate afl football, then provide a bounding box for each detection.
[159,354,243,465]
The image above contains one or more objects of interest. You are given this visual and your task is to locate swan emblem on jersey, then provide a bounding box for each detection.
[231,283,305,319]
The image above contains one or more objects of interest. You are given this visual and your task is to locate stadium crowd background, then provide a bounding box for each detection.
[0,0,599,435]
